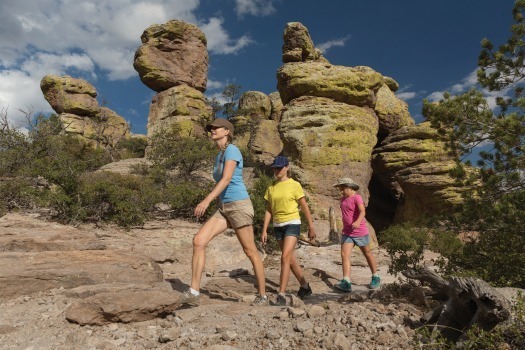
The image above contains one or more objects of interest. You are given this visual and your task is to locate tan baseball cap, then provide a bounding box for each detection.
[205,118,234,137]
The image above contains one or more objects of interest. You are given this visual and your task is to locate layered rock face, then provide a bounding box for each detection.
[41,75,130,147]
[134,20,212,138]
[370,122,465,225]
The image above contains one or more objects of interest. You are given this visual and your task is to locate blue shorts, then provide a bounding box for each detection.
[341,234,370,247]
[273,224,301,241]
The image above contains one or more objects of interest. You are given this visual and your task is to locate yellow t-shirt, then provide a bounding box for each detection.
[264,178,305,224]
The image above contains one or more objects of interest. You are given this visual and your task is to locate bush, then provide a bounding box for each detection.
[249,171,280,252]
[115,137,148,159]
[75,171,151,228]
[161,180,214,219]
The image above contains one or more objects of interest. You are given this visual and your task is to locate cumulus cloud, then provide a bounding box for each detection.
[207,79,225,90]
[317,35,351,54]
[200,17,254,54]
[234,0,276,18]
[0,0,257,126]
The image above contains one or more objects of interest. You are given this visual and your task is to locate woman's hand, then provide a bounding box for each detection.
[261,231,268,245]
[194,199,211,218]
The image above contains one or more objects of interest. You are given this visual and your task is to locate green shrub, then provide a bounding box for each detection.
[115,137,148,159]
[161,180,214,219]
[380,222,430,275]
[249,171,280,252]
[75,171,150,228]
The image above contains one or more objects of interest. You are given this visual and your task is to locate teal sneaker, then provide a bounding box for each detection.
[370,275,381,289]
[335,279,352,292]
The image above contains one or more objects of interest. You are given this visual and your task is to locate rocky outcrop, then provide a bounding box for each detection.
[40,75,100,116]
[249,119,283,165]
[41,75,130,147]
[280,96,378,203]
[282,22,322,63]
[374,84,414,143]
[238,91,272,120]
[370,122,466,225]
[268,91,284,122]
[147,84,212,138]
[133,20,208,93]
[277,62,385,107]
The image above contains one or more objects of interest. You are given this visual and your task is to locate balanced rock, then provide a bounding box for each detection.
[41,75,100,116]
[238,91,272,120]
[277,62,385,107]
[147,84,212,138]
[249,119,283,165]
[282,22,322,63]
[134,20,208,92]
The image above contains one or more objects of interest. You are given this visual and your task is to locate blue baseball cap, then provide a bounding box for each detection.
[270,156,289,168]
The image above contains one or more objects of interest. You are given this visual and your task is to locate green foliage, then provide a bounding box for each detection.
[160,180,214,219]
[115,137,148,159]
[380,222,429,275]
[249,171,280,252]
[148,129,215,179]
[75,171,150,228]
[222,83,242,118]
[420,1,525,288]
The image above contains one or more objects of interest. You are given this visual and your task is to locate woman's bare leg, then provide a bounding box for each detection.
[190,216,228,291]
[235,225,266,296]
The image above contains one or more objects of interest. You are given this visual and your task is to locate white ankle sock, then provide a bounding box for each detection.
[189,288,200,296]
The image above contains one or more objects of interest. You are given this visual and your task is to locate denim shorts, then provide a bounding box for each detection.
[341,234,370,247]
[212,198,254,229]
[273,224,301,241]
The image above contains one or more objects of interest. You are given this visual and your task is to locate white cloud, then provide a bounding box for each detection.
[317,35,351,54]
[200,17,254,54]
[207,79,225,90]
[426,91,445,102]
[396,92,417,101]
[235,0,276,18]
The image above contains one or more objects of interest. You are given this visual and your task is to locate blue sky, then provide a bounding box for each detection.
[0,0,515,135]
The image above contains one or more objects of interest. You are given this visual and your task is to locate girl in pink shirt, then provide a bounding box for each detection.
[333,178,380,292]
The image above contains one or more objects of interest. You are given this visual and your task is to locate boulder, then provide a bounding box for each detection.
[282,22,321,63]
[277,62,385,107]
[238,91,272,120]
[371,122,466,224]
[268,91,284,122]
[279,96,378,211]
[66,289,181,325]
[249,119,283,165]
[374,84,415,142]
[147,84,212,138]
[41,75,100,116]
[134,20,208,92]
[0,250,163,300]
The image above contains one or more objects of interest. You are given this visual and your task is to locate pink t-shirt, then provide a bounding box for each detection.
[340,194,368,237]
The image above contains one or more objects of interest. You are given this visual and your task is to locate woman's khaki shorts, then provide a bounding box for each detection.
[212,198,254,229]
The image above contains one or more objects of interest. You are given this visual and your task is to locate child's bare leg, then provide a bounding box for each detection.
[278,236,297,293]
[359,244,377,275]
[289,253,307,285]
[341,242,354,278]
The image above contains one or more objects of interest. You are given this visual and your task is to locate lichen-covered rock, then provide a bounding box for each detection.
[277,62,384,107]
[134,20,208,92]
[282,22,321,63]
[268,91,284,122]
[383,76,399,92]
[280,96,378,210]
[371,122,466,224]
[238,91,272,120]
[147,84,212,138]
[59,108,130,147]
[374,84,415,142]
[41,75,100,116]
[249,119,283,165]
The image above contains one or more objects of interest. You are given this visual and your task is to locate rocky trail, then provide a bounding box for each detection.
[0,212,427,349]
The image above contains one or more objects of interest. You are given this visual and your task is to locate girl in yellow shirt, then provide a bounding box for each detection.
[261,156,316,306]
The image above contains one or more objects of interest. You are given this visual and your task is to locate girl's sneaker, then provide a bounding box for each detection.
[370,275,381,289]
[251,295,269,306]
[334,279,352,292]
[297,284,312,299]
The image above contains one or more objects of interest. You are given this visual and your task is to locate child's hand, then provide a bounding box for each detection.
[308,227,316,240]
[352,221,361,229]
[261,231,268,245]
